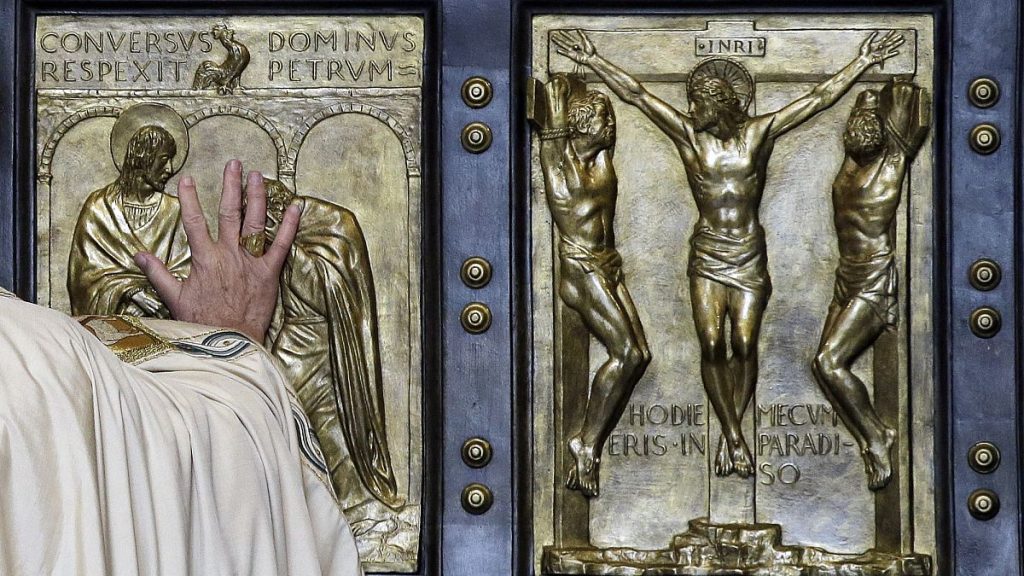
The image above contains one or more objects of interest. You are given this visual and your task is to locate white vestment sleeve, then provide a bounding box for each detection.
[0,293,362,576]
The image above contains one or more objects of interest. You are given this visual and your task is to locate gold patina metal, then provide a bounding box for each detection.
[968,77,1000,108]
[970,122,1000,154]
[969,258,1002,291]
[461,301,492,334]
[461,121,493,153]
[461,483,494,515]
[35,14,425,573]
[531,14,937,576]
[462,76,494,108]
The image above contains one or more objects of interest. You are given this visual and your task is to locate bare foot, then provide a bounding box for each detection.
[862,427,896,491]
[714,435,735,477]
[567,436,600,498]
[731,438,754,478]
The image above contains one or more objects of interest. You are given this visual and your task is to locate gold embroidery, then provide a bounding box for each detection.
[78,315,173,365]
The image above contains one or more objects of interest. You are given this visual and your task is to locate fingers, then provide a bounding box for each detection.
[576,29,594,51]
[134,252,182,313]
[218,159,244,244]
[264,200,302,270]
[551,32,572,51]
[177,175,213,254]
[863,30,878,47]
[240,170,267,240]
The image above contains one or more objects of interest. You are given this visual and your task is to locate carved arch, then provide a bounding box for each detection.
[183,105,289,170]
[286,103,419,178]
[38,106,123,184]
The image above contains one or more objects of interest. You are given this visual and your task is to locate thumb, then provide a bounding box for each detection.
[134,252,182,310]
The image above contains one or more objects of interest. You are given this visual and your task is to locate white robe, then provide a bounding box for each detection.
[0,289,362,576]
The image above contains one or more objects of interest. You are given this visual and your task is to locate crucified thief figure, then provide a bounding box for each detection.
[553,29,905,478]
[533,73,651,497]
[814,79,929,491]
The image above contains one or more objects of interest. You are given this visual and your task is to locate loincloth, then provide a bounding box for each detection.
[687,225,772,301]
[832,251,898,327]
[559,236,624,285]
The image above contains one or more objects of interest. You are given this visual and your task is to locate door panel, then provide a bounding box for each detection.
[528,13,936,574]
[0,1,1021,575]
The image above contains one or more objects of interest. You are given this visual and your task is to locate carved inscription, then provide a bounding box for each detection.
[266,28,420,83]
[695,36,767,57]
[606,403,707,458]
[36,17,423,89]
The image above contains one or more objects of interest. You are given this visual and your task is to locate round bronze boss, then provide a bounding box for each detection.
[968,77,1000,108]
[461,437,493,468]
[461,302,492,334]
[969,306,1001,338]
[461,122,492,153]
[969,123,1000,155]
[969,259,1001,291]
[968,441,1000,474]
[967,488,1000,521]
[461,257,493,289]
[461,483,493,515]
[461,76,493,108]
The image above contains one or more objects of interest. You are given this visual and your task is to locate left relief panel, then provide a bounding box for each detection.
[33,15,425,573]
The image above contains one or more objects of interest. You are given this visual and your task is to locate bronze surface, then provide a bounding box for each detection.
[35,15,425,573]
[530,14,936,574]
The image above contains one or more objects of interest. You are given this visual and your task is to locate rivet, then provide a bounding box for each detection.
[970,306,1001,338]
[970,123,1000,155]
[461,483,493,515]
[968,441,1000,474]
[461,302,492,334]
[461,257,493,289]
[968,77,1000,108]
[461,437,493,468]
[462,122,492,153]
[462,76,493,108]
[968,489,1000,520]
[969,259,1001,291]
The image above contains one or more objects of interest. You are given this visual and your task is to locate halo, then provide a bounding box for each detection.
[110,103,189,173]
[687,58,755,111]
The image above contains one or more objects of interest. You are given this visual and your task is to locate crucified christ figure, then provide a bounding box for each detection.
[553,29,904,478]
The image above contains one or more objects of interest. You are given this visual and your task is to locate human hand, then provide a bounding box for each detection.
[859,31,905,66]
[552,29,597,65]
[133,160,302,342]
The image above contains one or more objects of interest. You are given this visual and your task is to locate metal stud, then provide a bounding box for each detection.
[969,306,1001,339]
[461,437,493,468]
[461,302,492,334]
[968,441,1000,474]
[461,483,493,515]
[461,257,492,289]
[461,122,492,153]
[969,259,1001,291]
[967,488,1000,521]
[968,77,1000,108]
[969,123,1000,155]
[461,76,493,108]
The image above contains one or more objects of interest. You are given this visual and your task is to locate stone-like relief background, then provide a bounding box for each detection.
[531,13,935,571]
[35,15,424,573]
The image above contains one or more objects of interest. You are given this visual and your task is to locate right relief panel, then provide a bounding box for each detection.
[528,14,936,575]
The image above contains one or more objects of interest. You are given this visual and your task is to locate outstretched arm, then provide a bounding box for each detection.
[551,29,690,143]
[537,74,577,192]
[765,31,905,139]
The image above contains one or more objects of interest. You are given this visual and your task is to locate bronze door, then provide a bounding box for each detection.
[1,1,1022,575]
